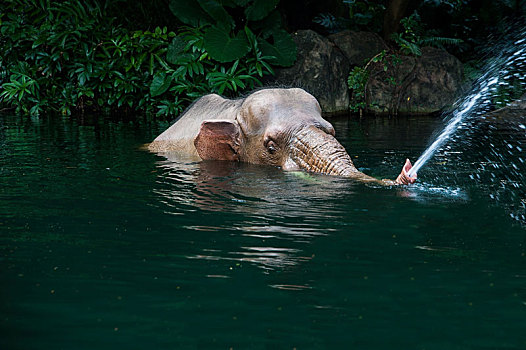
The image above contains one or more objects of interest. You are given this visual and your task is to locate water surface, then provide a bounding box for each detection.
[1,114,525,349]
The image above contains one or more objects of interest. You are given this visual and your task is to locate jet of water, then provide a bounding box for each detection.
[407,31,526,178]
[407,76,498,177]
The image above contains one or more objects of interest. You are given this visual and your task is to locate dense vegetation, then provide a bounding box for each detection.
[0,0,524,118]
[0,0,294,117]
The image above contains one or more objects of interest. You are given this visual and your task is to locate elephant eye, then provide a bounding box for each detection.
[265,139,277,154]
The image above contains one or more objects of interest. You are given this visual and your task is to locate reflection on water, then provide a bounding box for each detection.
[152,152,356,272]
[2,114,526,349]
[154,153,357,214]
[189,246,312,273]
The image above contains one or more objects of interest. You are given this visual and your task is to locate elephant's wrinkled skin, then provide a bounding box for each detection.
[149,88,416,185]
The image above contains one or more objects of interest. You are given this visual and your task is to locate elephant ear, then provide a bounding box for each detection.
[194,120,241,161]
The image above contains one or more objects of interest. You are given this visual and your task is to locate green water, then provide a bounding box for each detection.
[1,114,525,349]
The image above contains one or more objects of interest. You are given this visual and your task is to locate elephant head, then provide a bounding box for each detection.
[152,88,416,185]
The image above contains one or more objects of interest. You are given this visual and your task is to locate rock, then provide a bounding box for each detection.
[487,93,526,120]
[509,93,526,109]
[366,47,463,115]
[328,30,388,66]
[265,30,350,114]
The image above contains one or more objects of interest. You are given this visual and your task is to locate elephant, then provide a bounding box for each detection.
[148,88,416,185]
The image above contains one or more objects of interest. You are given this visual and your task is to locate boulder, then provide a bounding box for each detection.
[366,47,463,115]
[328,30,388,66]
[509,92,526,109]
[265,30,350,114]
[487,93,526,120]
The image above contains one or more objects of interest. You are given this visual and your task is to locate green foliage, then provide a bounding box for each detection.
[207,59,258,94]
[0,0,278,118]
[347,51,389,113]
[312,13,340,33]
[314,0,385,34]
[344,0,386,32]
[169,0,212,27]
[204,27,250,63]
[244,0,280,21]
[168,0,296,67]
[257,30,297,67]
[347,67,369,113]
[391,13,424,56]
[391,12,463,56]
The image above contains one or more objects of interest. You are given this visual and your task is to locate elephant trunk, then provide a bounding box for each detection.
[289,127,358,177]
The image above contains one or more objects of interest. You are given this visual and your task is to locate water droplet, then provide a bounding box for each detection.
[512,48,525,57]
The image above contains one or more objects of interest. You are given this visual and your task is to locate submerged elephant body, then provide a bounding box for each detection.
[149,88,415,185]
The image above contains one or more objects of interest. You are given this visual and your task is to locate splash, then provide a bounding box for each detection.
[407,31,526,177]
[406,28,526,223]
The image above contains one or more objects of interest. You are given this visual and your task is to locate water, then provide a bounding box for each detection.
[408,76,498,176]
[408,30,526,178]
[1,114,526,349]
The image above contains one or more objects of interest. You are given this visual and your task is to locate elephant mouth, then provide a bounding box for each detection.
[288,127,358,177]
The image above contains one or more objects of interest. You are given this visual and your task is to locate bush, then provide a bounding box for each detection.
[168,0,296,67]
[0,0,286,118]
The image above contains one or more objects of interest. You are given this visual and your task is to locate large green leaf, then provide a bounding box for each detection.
[245,0,279,21]
[197,0,234,29]
[204,26,250,63]
[250,9,281,39]
[169,0,212,27]
[258,29,296,67]
[150,72,173,97]
[166,37,186,64]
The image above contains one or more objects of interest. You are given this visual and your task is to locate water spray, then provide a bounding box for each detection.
[407,31,526,178]
[407,76,499,177]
